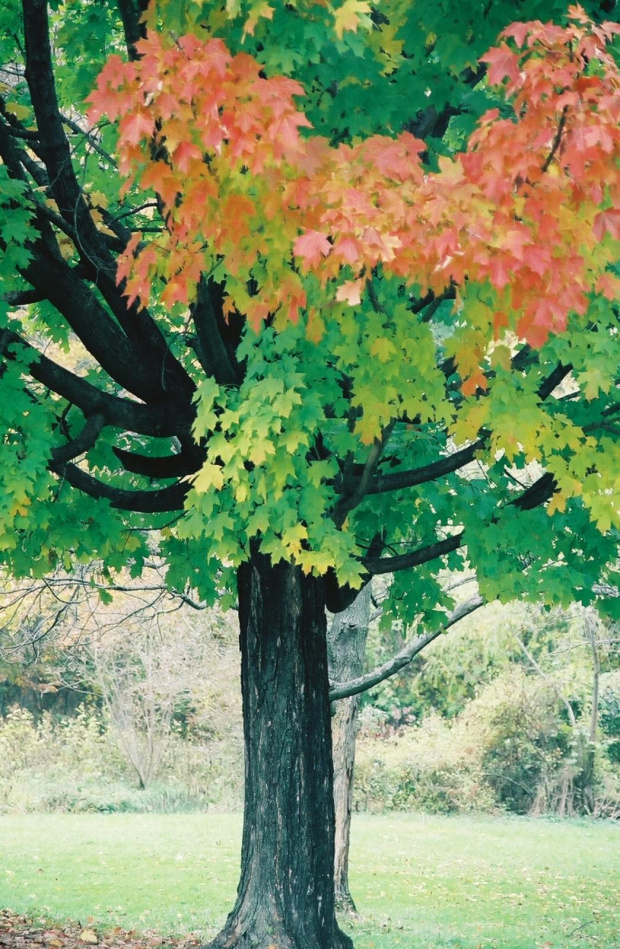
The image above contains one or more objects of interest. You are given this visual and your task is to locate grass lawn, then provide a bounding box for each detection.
[0,812,619,949]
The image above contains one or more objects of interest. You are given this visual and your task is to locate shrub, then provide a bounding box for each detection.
[600,671,620,739]
[354,712,497,815]
[0,705,243,814]
[354,669,620,818]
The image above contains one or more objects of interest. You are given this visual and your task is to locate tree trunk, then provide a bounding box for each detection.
[207,552,353,949]
[328,585,371,915]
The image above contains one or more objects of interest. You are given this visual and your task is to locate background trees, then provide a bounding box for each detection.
[1,1,620,947]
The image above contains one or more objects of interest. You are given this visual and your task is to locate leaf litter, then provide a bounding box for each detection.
[0,913,201,949]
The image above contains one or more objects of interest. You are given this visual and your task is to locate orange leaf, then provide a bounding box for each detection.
[172,141,203,174]
[335,278,364,306]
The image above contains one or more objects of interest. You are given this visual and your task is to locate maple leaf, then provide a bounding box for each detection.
[370,337,396,363]
[242,3,275,38]
[595,272,620,300]
[335,278,364,306]
[293,230,332,267]
[333,236,361,265]
[172,141,203,174]
[502,22,532,48]
[480,43,520,86]
[332,0,372,40]
[193,463,225,493]
[461,369,488,397]
[119,109,154,146]
[593,208,620,241]
[141,161,182,206]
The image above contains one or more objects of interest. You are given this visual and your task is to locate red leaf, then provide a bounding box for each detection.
[119,109,155,146]
[502,22,531,48]
[593,208,620,241]
[293,230,332,267]
[480,43,520,86]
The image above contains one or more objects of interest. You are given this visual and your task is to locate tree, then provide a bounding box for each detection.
[327,580,484,912]
[328,586,371,915]
[1,1,620,946]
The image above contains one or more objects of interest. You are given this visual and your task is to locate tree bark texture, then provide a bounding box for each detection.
[208,553,353,949]
[327,585,371,915]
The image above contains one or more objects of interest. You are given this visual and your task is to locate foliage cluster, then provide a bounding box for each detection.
[0,0,618,626]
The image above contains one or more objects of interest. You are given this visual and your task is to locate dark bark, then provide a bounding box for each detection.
[327,586,371,915]
[208,553,352,949]
[51,463,188,513]
[367,441,483,495]
[22,0,196,403]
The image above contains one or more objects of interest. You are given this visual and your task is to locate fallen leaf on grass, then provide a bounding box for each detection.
[0,913,200,949]
[78,931,97,944]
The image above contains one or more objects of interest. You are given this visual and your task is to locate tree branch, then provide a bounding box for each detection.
[511,471,556,510]
[363,532,463,575]
[50,462,189,512]
[541,106,569,174]
[189,278,240,384]
[329,594,484,700]
[112,446,201,478]
[368,440,483,495]
[2,329,194,437]
[61,112,116,167]
[21,0,195,401]
[333,420,395,527]
[21,244,177,403]
[359,358,572,498]
[364,467,559,577]
[50,413,106,464]
[116,0,147,61]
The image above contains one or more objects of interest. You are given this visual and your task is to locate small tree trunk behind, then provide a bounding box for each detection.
[208,552,352,949]
[328,585,371,915]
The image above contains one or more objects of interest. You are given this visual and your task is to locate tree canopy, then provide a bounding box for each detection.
[0,0,618,625]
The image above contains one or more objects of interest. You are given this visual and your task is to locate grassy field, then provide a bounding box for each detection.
[1,813,619,949]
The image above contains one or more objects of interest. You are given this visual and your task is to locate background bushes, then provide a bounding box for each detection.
[1,591,619,819]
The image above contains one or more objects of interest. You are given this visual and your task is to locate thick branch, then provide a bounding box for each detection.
[368,440,483,495]
[51,462,188,512]
[3,288,45,306]
[112,446,200,478]
[3,330,194,437]
[190,278,240,384]
[116,0,148,60]
[22,245,173,403]
[363,532,463,575]
[22,0,119,273]
[51,413,106,464]
[364,468,559,576]
[359,359,572,498]
[512,471,556,510]
[537,362,572,401]
[329,594,484,700]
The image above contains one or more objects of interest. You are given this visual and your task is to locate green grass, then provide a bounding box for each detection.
[1,813,619,949]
